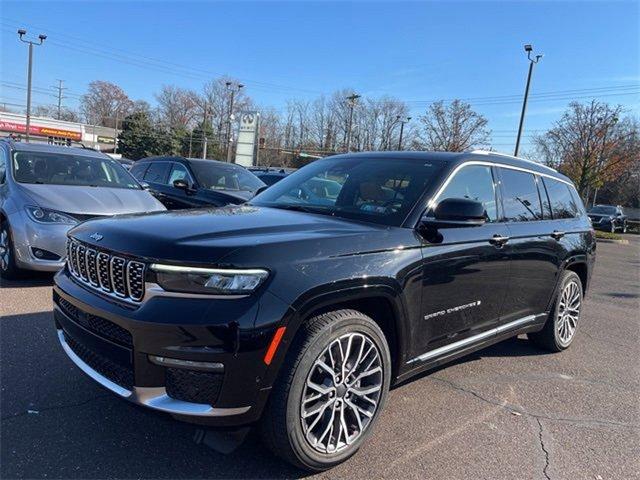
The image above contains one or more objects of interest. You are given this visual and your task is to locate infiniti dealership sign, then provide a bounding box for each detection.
[234,111,259,167]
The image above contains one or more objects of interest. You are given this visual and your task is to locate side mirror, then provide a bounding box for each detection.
[173,178,191,191]
[421,198,487,229]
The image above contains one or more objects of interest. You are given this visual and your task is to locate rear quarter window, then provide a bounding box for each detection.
[543,177,579,219]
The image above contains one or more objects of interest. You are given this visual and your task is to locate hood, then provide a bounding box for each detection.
[17,183,165,216]
[68,205,399,265]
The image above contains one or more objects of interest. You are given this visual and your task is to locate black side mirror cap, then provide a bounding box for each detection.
[173,179,191,191]
[420,198,487,229]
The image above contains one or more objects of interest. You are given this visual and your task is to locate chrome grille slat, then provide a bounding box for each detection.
[65,239,145,303]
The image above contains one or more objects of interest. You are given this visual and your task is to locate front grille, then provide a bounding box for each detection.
[64,332,134,389]
[57,296,133,348]
[165,368,223,405]
[67,239,146,302]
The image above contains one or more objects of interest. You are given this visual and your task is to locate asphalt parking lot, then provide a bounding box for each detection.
[1,237,639,479]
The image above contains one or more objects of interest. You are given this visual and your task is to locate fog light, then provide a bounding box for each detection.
[148,355,224,373]
[30,247,61,261]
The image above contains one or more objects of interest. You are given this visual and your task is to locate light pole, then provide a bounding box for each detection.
[226,82,244,162]
[345,93,360,152]
[17,29,46,142]
[398,116,411,150]
[514,44,543,157]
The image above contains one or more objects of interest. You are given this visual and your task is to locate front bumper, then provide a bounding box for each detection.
[53,269,293,426]
[10,212,70,271]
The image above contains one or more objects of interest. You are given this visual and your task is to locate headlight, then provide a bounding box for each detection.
[25,206,78,224]
[150,264,269,295]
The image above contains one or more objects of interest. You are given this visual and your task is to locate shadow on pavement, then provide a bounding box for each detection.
[0,272,55,289]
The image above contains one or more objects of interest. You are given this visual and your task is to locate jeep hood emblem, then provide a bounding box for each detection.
[89,233,103,242]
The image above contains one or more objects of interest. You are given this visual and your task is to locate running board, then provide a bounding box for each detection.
[407,314,543,365]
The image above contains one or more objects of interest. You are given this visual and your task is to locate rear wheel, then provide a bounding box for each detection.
[528,270,583,351]
[0,221,22,280]
[261,309,391,471]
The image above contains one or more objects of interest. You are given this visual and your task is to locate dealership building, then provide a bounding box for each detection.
[0,111,120,152]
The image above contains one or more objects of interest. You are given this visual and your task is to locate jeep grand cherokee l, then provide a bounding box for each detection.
[53,151,595,471]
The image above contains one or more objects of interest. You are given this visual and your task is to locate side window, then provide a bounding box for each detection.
[129,163,148,180]
[536,175,553,219]
[543,177,578,219]
[437,165,497,222]
[500,168,542,222]
[168,163,192,185]
[143,162,170,184]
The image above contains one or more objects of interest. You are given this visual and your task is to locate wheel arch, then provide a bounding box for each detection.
[289,284,409,382]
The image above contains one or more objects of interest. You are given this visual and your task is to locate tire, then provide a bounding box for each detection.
[260,309,391,471]
[528,270,583,352]
[0,220,23,280]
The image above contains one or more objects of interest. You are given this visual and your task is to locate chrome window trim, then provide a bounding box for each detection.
[427,160,575,212]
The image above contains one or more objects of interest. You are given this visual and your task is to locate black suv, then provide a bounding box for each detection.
[53,151,595,471]
[130,156,265,209]
[587,204,627,233]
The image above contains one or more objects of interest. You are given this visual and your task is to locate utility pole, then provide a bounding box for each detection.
[188,130,193,158]
[345,93,360,152]
[202,101,208,159]
[53,79,66,119]
[17,29,46,142]
[514,44,543,157]
[397,116,412,150]
[226,82,244,162]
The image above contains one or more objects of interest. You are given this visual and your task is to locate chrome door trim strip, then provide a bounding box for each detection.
[407,314,539,364]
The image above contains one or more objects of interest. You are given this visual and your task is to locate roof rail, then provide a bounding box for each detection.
[469,149,558,173]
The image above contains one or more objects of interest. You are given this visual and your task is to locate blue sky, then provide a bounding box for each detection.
[1,0,638,153]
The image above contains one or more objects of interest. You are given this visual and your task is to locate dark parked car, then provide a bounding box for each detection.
[249,167,292,186]
[130,156,265,209]
[53,151,595,471]
[587,204,627,233]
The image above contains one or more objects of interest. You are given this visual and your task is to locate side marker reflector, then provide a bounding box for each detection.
[264,326,286,365]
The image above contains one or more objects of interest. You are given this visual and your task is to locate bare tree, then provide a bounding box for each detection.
[32,104,80,122]
[154,85,199,130]
[80,80,134,128]
[532,101,639,202]
[417,99,490,152]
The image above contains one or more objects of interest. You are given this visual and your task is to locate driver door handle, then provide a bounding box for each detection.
[550,230,566,240]
[489,234,510,247]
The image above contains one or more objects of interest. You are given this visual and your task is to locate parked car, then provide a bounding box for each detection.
[587,204,627,233]
[0,139,165,279]
[53,150,595,471]
[131,156,266,209]
[248,167,292,186]
[116,157,134,170]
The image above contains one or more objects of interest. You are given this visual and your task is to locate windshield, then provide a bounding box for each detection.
[589,206,616,214]
[190,162,265,192]
[12,151,141,189]
[251,156,445,226]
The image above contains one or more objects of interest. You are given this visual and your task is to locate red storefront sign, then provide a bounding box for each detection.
[0,120,82,140]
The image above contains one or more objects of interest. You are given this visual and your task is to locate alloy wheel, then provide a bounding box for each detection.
[300,332,383,454]
[0,228,9,271]
[557,280,581,346]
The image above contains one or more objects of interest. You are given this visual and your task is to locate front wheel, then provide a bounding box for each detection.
[261,309,391,471]
[528,270,583,352]
[0,221,23,280]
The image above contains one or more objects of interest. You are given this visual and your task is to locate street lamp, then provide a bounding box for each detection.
[226,82,244,162]
[17,29,46,142]
[514,44,543,157]
[398,116,412,150]
[345,93,361,152]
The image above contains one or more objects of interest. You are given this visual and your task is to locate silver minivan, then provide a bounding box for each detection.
[0,139,165,278]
